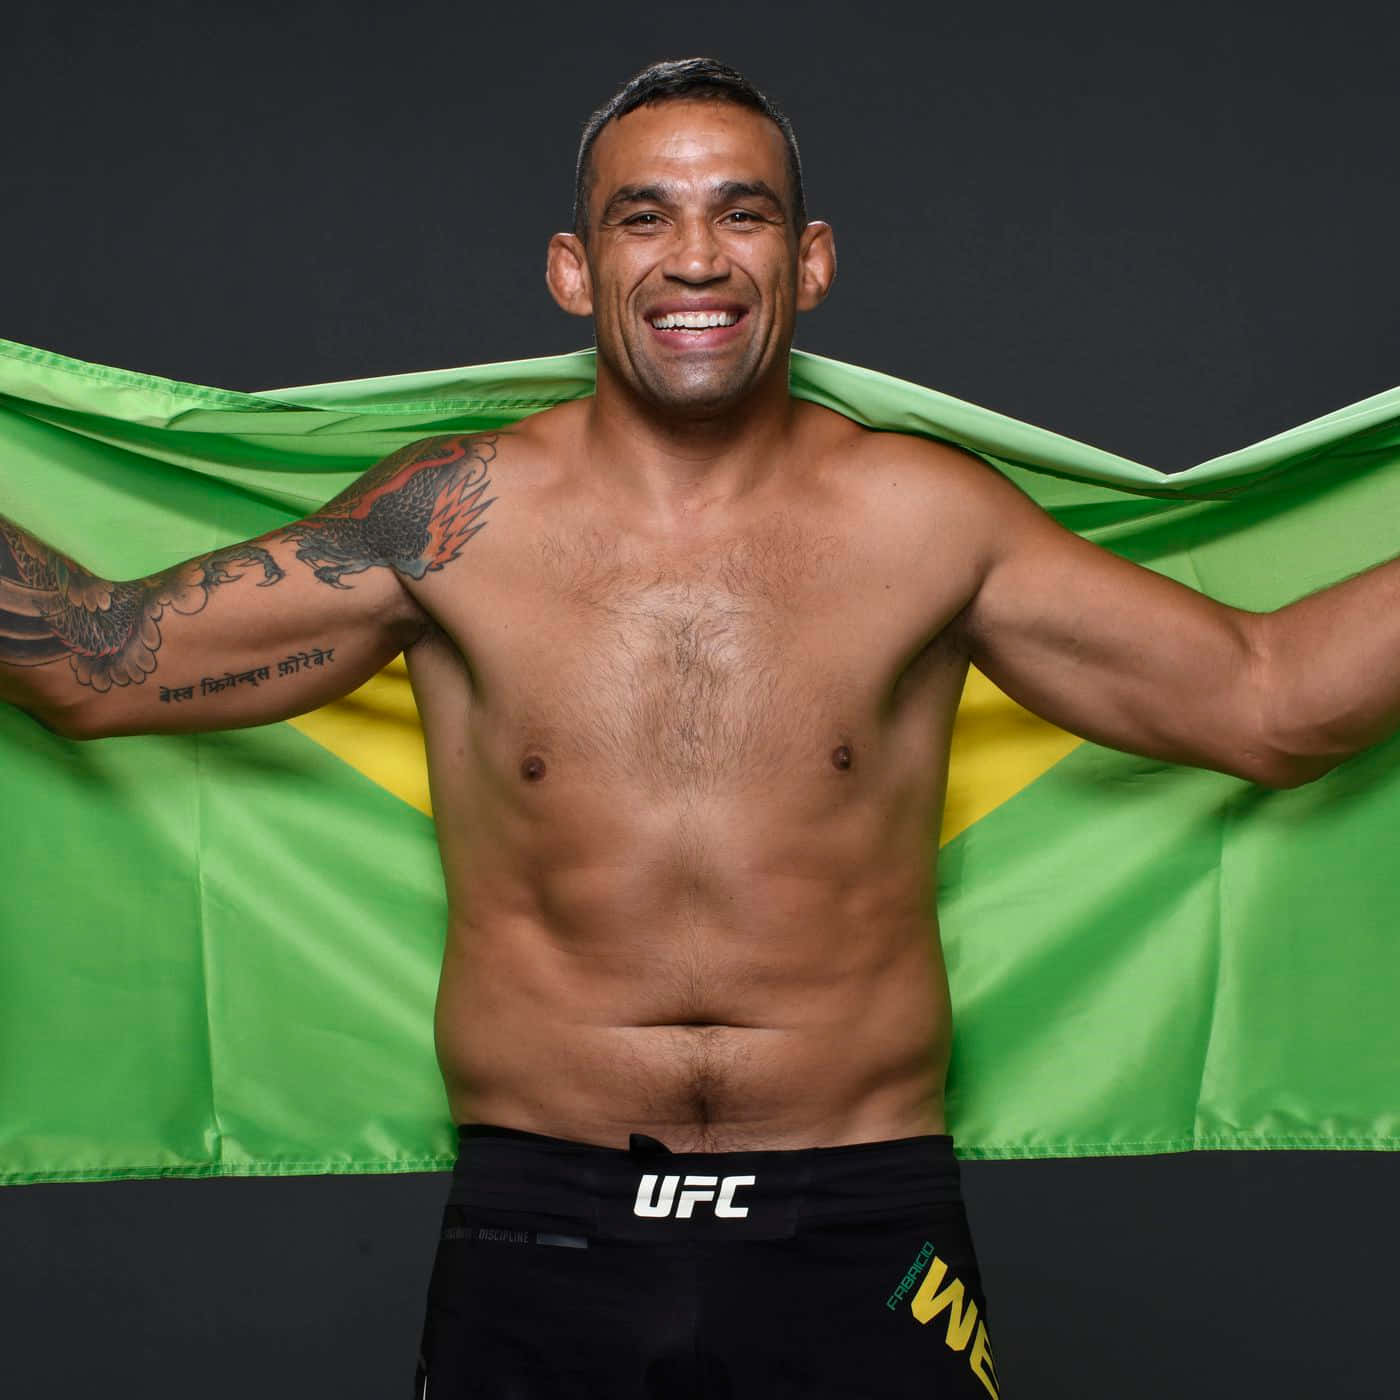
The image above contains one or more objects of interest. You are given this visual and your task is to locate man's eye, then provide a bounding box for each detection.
[724,210,760,224]
[625,213,662,226]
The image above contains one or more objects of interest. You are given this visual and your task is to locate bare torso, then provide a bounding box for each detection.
[402,398,980,1151]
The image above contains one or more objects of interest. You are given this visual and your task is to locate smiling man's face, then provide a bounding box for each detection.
[549,98,834,420]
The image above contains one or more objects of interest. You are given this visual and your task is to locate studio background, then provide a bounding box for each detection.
[3,1,1397,1396]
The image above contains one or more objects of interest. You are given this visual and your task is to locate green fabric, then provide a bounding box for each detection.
[2,336,1398,1182]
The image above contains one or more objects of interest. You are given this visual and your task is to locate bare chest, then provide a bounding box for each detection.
[449,514,935,791]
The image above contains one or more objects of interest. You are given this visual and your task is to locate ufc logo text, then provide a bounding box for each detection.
[632,1173,756,1219]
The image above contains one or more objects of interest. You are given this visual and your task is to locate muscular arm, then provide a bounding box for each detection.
[945,450,1400,789]
[0,433,496,739]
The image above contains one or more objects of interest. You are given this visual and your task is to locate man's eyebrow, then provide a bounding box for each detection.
[600,184,673,219]
[713,180,786,212]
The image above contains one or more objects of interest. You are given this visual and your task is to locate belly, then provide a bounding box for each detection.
[433,888,954,1152]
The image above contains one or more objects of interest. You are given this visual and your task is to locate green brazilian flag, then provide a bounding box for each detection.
[2,335,1399,1184]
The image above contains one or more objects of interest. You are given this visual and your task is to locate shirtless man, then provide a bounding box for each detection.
[2,58,1397,1398]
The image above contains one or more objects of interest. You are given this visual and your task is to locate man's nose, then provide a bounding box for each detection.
[663,217,729,282]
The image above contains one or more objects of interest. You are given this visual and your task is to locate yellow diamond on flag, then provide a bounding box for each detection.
[289,656,433,816]
[940,666,1082,844]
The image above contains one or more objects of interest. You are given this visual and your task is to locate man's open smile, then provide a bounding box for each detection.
[645,302,749,348]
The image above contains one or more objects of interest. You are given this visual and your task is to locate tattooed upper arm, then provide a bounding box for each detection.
[0,432,497,736]
[285,433,496,588]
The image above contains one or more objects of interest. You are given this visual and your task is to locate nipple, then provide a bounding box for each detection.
[520,754,547,782]
[831,744,853,771]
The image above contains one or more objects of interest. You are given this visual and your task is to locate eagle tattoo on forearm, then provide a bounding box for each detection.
[0,433,496,693]
[0,533,284,691]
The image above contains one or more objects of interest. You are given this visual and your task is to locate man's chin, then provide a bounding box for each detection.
[631,364,767,421]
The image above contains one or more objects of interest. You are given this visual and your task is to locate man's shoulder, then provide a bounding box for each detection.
[804,407,1020,516]
[395,400,582,488]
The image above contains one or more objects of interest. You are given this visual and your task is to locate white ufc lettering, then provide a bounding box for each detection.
[632,1173,757,1219]
[674,1175,717,1218]
[633,1173,679,1217]
[715,1174,754,1217]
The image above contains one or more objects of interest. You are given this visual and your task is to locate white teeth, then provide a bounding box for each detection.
[650,310,739,330]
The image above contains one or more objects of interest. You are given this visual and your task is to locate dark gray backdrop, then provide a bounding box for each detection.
[3,2,1397,1396]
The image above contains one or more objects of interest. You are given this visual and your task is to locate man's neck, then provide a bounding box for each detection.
[583,365,798,523]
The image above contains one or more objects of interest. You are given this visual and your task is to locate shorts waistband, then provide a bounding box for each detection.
[449,1124,963,1242]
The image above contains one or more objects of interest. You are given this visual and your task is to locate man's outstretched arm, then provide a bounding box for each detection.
[943,450,1400,789]
[0,433,496,739]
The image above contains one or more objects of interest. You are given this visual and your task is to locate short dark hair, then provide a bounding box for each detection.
[573,58,806,238]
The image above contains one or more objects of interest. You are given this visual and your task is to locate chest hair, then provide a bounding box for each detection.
[534,518,841,789]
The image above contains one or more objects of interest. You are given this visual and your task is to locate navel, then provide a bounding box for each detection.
[831,744,853,771]
[520,754,547,782]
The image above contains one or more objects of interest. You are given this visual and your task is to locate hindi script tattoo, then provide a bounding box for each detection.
[0,433,496,693]
[158,645,338,704]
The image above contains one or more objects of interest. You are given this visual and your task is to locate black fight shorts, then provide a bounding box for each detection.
[414,1124,1001,1398]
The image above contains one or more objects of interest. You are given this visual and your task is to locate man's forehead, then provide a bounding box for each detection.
[589,99,788,192]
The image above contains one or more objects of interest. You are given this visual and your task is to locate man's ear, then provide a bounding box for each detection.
[795,221,836,312]
[546,232,594,317]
